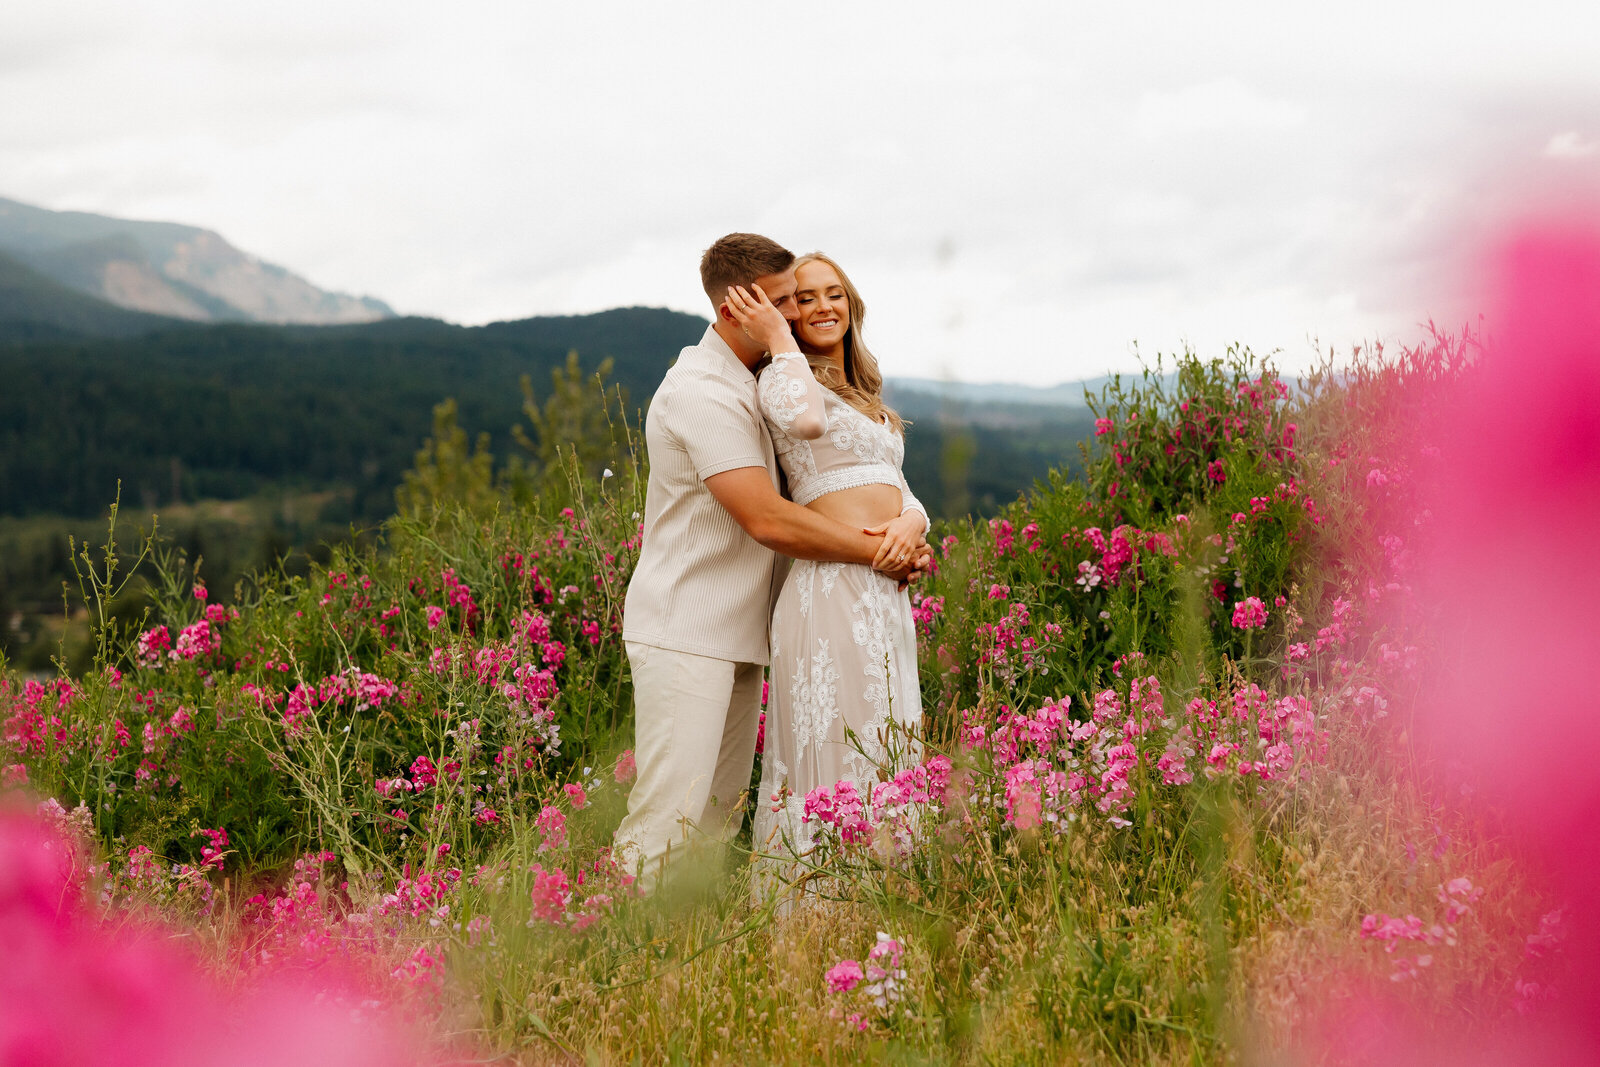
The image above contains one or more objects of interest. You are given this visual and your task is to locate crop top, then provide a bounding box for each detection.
[756,352,929,534]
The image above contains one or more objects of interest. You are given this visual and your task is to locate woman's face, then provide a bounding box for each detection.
[792,260,850,353]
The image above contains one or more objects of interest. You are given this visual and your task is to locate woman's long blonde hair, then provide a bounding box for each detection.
[795,252,905,434]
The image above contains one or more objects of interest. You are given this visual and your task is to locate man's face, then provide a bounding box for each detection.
[751,267,800,325]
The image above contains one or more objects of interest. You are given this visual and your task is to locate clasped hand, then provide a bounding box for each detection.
[869,513,933,587]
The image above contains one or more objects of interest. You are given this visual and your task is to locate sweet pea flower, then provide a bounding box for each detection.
[825,959,864,994]
[1231,597,1268,630]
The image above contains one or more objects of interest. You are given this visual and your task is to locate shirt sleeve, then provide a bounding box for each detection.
[669,376,771,480]
[756,353,829,440]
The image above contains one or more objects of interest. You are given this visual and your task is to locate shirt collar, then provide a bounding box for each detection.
[701,325,755,383]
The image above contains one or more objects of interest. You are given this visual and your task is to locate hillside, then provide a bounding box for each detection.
[0,249,188,341]
[0,195,394,325]
[0,307,707,521]
[0,308,1092,523]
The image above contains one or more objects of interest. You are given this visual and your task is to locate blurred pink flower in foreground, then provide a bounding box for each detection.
[0,803,429,1067]
[1315,220,1600,1063]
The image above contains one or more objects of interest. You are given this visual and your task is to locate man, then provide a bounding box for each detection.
[614,233,929,889]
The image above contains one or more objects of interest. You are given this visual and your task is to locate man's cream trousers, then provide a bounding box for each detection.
[612,641,763,890]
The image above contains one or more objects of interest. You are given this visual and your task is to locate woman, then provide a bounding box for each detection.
[725,252,928,879]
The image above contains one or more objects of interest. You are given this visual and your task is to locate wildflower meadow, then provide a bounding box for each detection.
[4,226,1598,1064]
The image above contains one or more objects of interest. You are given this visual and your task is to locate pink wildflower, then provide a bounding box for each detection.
[825,959,864,994]
[1003,761,1043,831]
[282,683,315,738]
[535,805,567,851]
[864,932,907,1008]
[171,620,217,661]
[1231,597,1268,630]
[528,864,571,924]
[135,625,171,668]
[409,755,438,789]
[194,827,229,870]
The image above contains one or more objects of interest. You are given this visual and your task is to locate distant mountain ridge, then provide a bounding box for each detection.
[0,248,187,341]
[0,195,393,326]
[887,376,1096,407]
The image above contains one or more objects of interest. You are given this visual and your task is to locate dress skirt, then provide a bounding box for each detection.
[752,559,923,875]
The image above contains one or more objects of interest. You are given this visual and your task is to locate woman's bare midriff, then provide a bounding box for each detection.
[806,483,904,534]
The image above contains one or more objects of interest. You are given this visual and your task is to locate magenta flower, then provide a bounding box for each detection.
[1231,597,1268,630]
[528,863,571,924]
[825,958,864,994]
[135,625,171,668]
[535,805,567,851]
[409,755,439,790]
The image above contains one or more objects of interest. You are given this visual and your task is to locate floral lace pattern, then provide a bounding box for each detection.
[756,364,927,527]
[757,354,826,437]
[753,561,922,888]
[752,351,929,895]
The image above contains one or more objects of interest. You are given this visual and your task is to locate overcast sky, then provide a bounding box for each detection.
[3,2,1597,384]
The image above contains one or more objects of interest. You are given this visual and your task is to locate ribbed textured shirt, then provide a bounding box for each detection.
[621,326,780,665]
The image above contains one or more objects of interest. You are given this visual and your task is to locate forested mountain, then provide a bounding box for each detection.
[0,307,710,520]
[0,195,393,325]
[0,250,189,341]
[4,323,1094,523]
[1,262,1098,525]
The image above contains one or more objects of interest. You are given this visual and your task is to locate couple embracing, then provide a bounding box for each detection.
[613,233,934,892]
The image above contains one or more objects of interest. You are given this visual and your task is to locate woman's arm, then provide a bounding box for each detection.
[727,283,828,440]
[896,466,931,537]
[758,354,829,440]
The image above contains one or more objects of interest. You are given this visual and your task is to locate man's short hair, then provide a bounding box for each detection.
[700,233,795,305]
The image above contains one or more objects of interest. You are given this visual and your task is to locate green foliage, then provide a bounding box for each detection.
[502,351,634,508]
[912,346,1310,725]
[394,399,499,518]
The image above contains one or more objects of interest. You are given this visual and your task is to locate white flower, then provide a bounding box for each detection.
[602,468,614,479]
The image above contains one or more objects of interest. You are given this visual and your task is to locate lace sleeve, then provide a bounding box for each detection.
[757,353,828,440]
[897,465,930,536]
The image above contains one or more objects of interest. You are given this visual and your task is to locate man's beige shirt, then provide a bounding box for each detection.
[622,326,780,665]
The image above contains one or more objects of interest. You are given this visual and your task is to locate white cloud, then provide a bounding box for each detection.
[1136,80,1307,140]
[2,0,1598,383]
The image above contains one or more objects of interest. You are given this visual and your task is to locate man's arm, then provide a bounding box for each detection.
[704,466,928,580]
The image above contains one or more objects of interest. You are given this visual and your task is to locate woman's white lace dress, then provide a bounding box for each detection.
[750,353,926,877]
